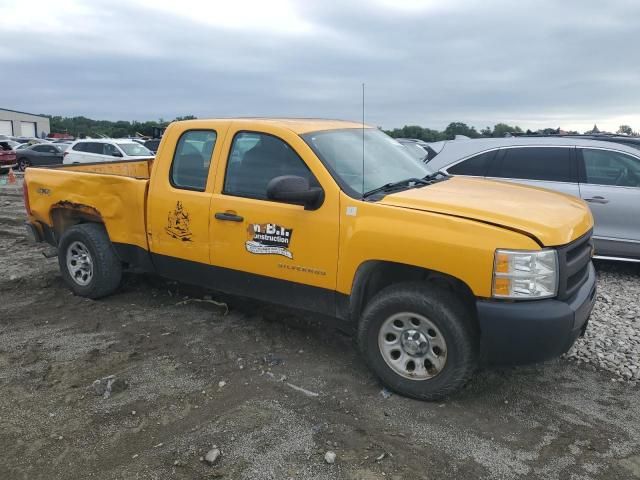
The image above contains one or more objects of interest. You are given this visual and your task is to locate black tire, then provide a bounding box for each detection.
[17,158,30,172]
[358,282,478,401]
[58,223,122,299]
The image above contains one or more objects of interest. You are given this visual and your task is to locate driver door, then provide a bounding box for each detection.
[209,125,340,313]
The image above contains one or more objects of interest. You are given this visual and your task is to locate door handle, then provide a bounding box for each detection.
[584,196,609,204]
[215,212,244,222]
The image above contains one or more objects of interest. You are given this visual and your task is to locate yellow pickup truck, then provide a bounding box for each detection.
[24,119,596,400]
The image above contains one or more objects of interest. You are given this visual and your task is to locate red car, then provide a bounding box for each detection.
[0,141,17,173]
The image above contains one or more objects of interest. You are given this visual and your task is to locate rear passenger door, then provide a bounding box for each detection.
[578,147,640,257]
[486,146,580,197]
[84,142,106,163]
[148,128,223,276]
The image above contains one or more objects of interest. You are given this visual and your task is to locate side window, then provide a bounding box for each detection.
[581,149,640,187]
[85,143,103,154]
[72,142,85,151]
[33,145,49,153]
[224,132,315,200]
[447,150,495,176]
[170,130,217,191]
[493,147,574,182]
[103,143,119,156]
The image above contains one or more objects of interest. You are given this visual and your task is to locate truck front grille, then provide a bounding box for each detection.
[556,230,593,300]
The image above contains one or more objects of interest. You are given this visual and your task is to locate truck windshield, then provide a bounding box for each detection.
[302,128,433,196]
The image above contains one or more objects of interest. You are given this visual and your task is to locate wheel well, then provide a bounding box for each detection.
[349,261,477,322]
[51,205,103,244]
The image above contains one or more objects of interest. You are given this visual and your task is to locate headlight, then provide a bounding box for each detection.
[492,249,558,299]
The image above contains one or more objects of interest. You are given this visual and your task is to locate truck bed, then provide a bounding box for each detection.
[25,159,152,251]
[53,158,154,179]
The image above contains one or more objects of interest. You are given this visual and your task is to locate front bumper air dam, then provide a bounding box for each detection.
[476,262,596,365]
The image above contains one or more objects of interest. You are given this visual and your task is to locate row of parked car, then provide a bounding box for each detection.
[0,136,160,172]
[398,134,640,262]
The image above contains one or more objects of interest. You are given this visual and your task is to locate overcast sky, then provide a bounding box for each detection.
[1,0,639,132]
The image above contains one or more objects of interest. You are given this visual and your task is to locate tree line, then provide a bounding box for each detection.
[385,122,639,141]
[385,122,563,141]
[47,114,638,141]
[48,115,197,138]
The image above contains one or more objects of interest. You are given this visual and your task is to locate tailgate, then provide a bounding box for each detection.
[0,149,16,164]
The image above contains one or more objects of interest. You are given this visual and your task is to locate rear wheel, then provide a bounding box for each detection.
[358,282,478,401]
[17,158,30,172]
[58,223,122,299]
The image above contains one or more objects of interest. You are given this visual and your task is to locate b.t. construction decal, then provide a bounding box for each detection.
[165,201,193,241]
[246,223,293,259]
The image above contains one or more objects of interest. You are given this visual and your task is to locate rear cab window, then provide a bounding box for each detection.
[170,130,217,191]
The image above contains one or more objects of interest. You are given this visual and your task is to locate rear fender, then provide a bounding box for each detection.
[50,201,104,241]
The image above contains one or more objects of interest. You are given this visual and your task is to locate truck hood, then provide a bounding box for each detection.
[379,177,592,246]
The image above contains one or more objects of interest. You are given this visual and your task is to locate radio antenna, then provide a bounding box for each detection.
[361,82,365,198]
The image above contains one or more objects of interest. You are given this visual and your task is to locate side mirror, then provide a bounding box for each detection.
[112,150,123,157]
[266,175,324,210]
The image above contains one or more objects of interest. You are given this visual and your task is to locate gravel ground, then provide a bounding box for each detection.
[1,177,639,479]
[565,261,640,383]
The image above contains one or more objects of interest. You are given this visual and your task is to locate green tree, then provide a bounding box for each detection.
[480,126,493,137]
[47,115,194,138]
[443,122,480,139]
[385,126,445,142]
[617,125,633,135]
[492,123,523,137]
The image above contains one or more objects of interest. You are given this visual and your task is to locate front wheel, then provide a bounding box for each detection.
[17,158,30,172]
[358,283,479,401]
[58,223,122,299]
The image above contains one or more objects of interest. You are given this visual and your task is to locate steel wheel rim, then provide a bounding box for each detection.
[66,241,93,286]
[378,312,448,380]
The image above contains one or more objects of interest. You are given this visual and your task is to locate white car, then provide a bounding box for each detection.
[64,139,154,164]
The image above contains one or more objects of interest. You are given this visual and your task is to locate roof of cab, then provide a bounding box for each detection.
[175,118,369,134]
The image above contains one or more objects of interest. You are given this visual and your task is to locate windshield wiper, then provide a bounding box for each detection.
[423,171,449,181]
[362,177,430,199]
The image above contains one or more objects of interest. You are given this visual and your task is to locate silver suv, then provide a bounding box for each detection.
[426,137,640,261]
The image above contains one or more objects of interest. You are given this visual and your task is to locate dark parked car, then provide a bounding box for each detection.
[15,143,67,171]
[144,139,161,154]
[0,141,17,172]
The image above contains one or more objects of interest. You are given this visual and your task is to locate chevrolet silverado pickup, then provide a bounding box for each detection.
[23,119,597,400]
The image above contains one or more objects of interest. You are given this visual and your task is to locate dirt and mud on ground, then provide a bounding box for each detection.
[1,178,640,480]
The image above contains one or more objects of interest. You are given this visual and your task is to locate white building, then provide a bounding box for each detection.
[0,108,51,138]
